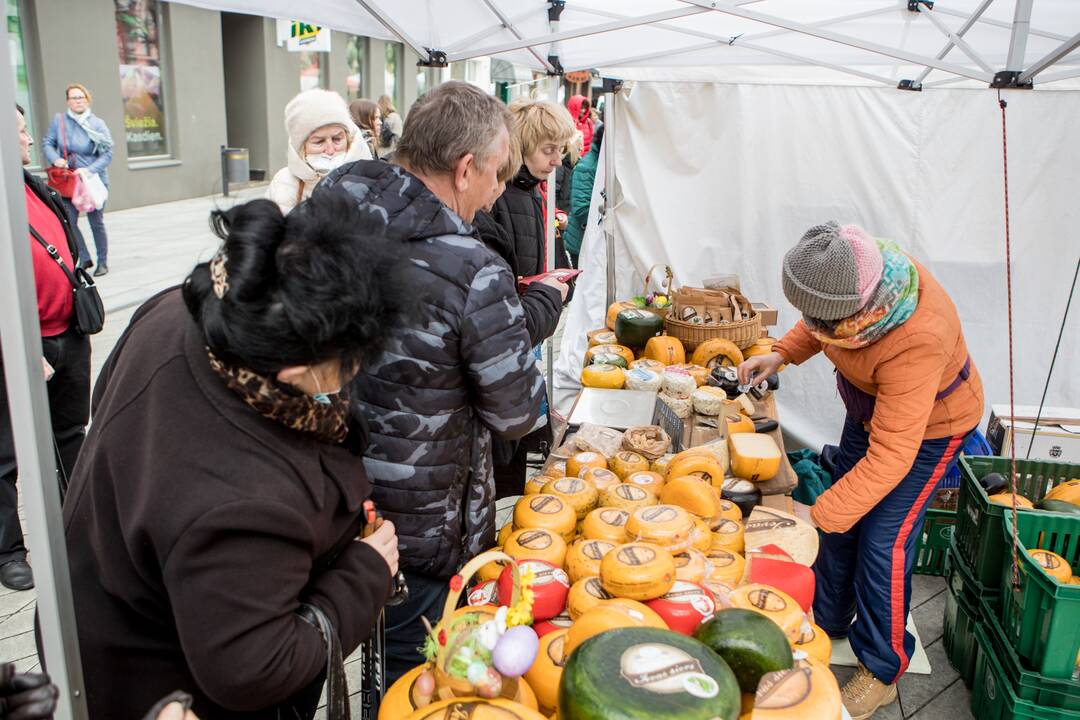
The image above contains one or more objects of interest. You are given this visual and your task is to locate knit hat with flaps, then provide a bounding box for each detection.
[782,221,884,321]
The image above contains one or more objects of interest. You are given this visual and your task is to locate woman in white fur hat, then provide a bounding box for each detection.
[266,88,372,214]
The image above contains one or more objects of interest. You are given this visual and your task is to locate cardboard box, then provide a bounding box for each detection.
[751,301,778,327]
[986,405,1080,464]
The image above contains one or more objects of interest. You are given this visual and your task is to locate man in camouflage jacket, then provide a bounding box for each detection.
[317,82,545,679]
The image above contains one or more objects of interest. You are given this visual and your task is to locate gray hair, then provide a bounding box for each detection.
[394,81,511,177]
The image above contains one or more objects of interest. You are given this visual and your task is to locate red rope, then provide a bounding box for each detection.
[1000,92,1020,588]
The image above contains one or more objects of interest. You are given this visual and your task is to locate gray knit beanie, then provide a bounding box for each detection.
[782,221,884,321]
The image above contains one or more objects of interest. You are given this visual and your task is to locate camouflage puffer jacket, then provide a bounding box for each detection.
[316,160,545,578]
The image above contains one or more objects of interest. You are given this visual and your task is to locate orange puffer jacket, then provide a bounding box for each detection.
[774,258,984,533]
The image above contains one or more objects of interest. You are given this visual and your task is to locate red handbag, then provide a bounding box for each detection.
[46,114,77,198]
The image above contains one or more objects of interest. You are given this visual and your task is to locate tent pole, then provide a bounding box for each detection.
[934,6,1068,42]
[912,0,994,86]
[352,0,431,60]
[1030,66,1080,84]
[919,4,993,73]
[603,87,617,309]
[546,74,559,406]
[1020,32,1080,84]
[1005,0,1034,72]
[446,7,541,53]
[0,26,87,720]
[479,0,555,74]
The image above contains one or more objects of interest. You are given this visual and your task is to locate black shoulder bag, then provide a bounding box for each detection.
[29,224,105,335]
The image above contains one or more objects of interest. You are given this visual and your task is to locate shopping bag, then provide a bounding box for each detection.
[82,171,108,210]
[71,172,96,213]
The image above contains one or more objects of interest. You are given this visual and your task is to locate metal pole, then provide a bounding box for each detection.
[0,25,87,720]
[1020,31,1080,83]
[603,89,617,308]
[1005,0,1034,72]
[220,144,229,197]
[912,0,994,86]
[545,74,558,405]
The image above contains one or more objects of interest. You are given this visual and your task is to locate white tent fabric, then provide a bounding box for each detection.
[555,77,1080,453]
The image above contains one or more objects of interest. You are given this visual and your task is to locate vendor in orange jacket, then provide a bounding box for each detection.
[739,222,983,720]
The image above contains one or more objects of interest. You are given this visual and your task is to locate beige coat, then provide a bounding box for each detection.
[266,138,371,214]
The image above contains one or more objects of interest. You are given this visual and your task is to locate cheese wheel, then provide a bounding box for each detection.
[643,336,686,366]
[651,454,674,476]
[625,505,696,552]
[525,628,568,713]
[690,338,745,369]
[792,620,832,665]
[691,515,713,553]
[513,494,578,542]
[567,575,614,619]
[504,527,568,567]
[582,507,631,544]
[599,483,658,513]
[729,433,782,482]
[609,451,649,479]
[717,498,743,524]
[566,539,615,583]
[673,549,709,584]
[587,328,618,347]
[661,476,723,520]
[478,554,507,583]
[743,337,777,359]
[543,477,599,520]
[525,475,553,496]
[497,522,514,546]
[547,460,567,479]
[567,452,609,479]
[624,470,666,496]
[744,507,820,568]
[644,580,717,635]
[624,368,662,393]
[599,542,677,600]
[581,363,625,389]
[666,454,726,487]
[661,368,697,399]
[712,518,746,554]
[629,358,666,373]
[1029,549,1073,583]
[692,386,728,416]
[669,363,710,387]
[584,343,636,367]
[725,413,755,436]
[658,391,693,419]
[706,547,747,587]
[730,583,806,641]
[752,654,842,720]
[500,560,571,621]
[565,599,668,658]
[1045,479,1080,503]
[580,467,620,493]
[988,493,1034,508]
[378,664,436,720]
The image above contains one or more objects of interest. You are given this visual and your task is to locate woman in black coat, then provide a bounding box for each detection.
[56,195,405,719]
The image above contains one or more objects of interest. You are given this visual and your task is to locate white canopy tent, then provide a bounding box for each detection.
[2,1,1078,717]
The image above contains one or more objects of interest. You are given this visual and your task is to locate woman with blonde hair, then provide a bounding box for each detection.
[348,98,381,159]
[375,94,402,158]
[266,88,370,214]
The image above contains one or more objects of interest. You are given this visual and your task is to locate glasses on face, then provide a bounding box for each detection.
[68,95,87,101]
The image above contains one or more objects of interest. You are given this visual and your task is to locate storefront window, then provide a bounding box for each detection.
[6,0,36,164]
[385,41,402,110]
[346,36,367,99]
[115,0,170,158]
[299,50,327,92]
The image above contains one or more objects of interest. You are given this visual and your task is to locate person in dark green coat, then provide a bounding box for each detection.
[563,122,603,266]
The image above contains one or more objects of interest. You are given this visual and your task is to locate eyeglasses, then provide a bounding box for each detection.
[68,95,87,101]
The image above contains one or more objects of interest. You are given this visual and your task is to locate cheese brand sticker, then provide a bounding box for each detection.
[640,506,679,523]
[755,667,813,709]
[715,519,740,534]
[586,468,618,482]
[689,470,715,482]
[618,451,641,462]
[601,509,630,526]
[549,612,573,627]
[549,632,568,667]
[682,673,721,699]
[583,541,611,560]
[555,478,585,494]
[518,530,553,549]
[584,577,612,598]
[707,550,736,567]
[618,545,658,566]
[530,495,563,514]
[749,588,788,611]
[617,484,648,500]
[467,581,497,606]
[746,509,796,532]
[619,643,707,695]
[723,478,755,493]
[796,624,817,645]
[1032,551,1062,570]
[526,561,570,588]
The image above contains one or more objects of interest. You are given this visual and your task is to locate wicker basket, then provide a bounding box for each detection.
[664,312,762,352]
[640,264,674,320]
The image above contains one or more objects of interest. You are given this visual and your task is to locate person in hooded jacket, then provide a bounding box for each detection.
[266,89,371,214]
[567,94,594,154]
[554,130,581,216]
[564,122,603,267]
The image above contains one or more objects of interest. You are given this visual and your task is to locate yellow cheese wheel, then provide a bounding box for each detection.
[513,494,578,542]
[792,620,833,665]
[706,547,746,587]
[624,470,666,496]
[567,452,609,479]
[584,343,636,367]
[581,507,631,544]
[609,450,650,478]
[725,412,755,436]
[567,575,614,619]
[666,454,726,487]
[988,493,1034,508]
[525,475,554,496]
[752,654,842,720]
[743,337,777,359]
[690,338,745,369]
[606,301,639,330]
[565,599,668,657]
[717,498,743,524]
[673,549,709,584]
[730,583,806,641]
[478,553,506,583]
[629,358,666,373]
[504,528,568,567]
[547,461,567,479]
[1046,480,1080,504]
[379,664,435,720]
[729,433,782,482]
[643,335,686,366]
[581,363,625,389]
[525,629,568,713]
[691,515,713,553]
[566,539,615,583]
[587,328,619,347]
[599,483,658,513]
[599,541,677,601]
[712,519,746,554]
[625,504,695,552]
[1029,549,1073,583]
[579,466,620,493]
[660,475,723,520]
[543,477,599,520]
[497,522,514,547]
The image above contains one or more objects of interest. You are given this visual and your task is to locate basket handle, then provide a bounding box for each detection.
[642,264,674,298]
[441,549,521,619]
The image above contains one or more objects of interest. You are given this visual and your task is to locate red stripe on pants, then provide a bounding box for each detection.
[889,434,965,682]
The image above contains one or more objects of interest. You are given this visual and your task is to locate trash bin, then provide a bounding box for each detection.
[220,146,250,196]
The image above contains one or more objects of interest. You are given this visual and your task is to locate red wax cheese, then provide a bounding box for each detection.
[499,559,570,621]
[748,557,815,614]
[533,611,574,638]
[644,580,717,635]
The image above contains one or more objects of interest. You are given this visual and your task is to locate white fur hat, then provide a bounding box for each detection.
[284,89,358,152]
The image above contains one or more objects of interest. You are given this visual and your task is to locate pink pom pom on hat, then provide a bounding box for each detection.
[838,224,884,305]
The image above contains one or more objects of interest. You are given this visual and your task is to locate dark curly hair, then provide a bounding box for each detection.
[182,193,406,377]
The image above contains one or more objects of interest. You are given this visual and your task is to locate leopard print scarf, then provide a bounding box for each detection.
[207,349,349,445]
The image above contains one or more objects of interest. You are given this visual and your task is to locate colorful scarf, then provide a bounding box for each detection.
[207,349,350,445]
[805,239,919,349]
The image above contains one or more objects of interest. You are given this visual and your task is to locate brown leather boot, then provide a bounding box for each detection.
[842,663,898,720]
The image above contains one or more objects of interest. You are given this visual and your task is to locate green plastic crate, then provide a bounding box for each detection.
[972,623,1080,720]
[914,508,956,576]
[954,456,1080,588]
[945,546,998,686]
[1000,510,1080,678]
[980,595,1080,710]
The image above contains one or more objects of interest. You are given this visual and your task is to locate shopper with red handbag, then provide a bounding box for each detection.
[42,83,113,277]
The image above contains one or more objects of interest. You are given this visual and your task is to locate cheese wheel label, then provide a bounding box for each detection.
[749,588,789,612]
[582,540,613,560]
[601,509,629,526]
[584,468,619,483]
[549,632,568,667]
[616,484,649,501]
[529,495,565,515]
[639,506,680,524]
[517,530,554,550]
[618,451,643,462]
[715,519,740,535]
[622,309,651,321]
[1032,550,1063,570]
[524,560,571,588]
[722,478,755,493]
[467,580,498,606]
[746,509,797,533]
[618,644,716,697]
[706,549,738,567]
[549,612,573,627]
[584,577,612,599]
[755,667,813,709]
[618,545,658,566]
[660,581,717,617]
[720,500,736,512]
[795,623,818,645]
[554,477,587,494]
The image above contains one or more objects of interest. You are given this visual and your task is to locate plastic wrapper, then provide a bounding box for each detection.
[622,425,672,461]
[570,423,625,459]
